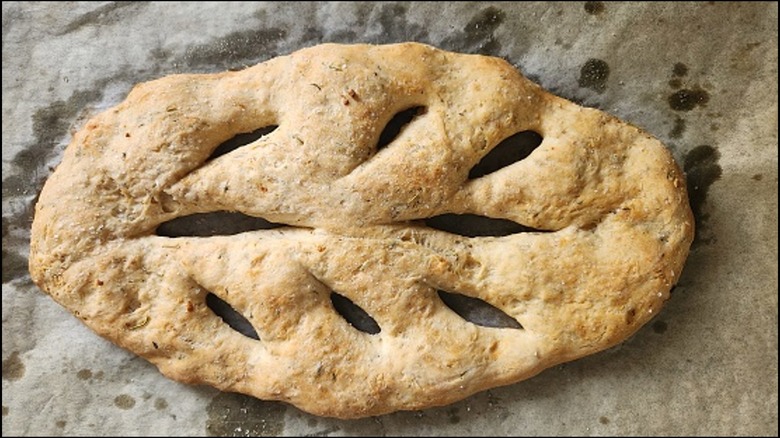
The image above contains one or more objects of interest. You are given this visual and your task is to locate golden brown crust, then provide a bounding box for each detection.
[29,43,693,418]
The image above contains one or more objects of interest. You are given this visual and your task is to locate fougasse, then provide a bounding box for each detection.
[29,43,693,418]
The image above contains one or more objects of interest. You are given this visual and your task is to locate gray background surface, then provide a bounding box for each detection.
[2,2,777,436]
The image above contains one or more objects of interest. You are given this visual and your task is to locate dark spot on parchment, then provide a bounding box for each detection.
[77,368,93,380]
[668,87,710,111]
[446,407,461,424]
[2,249,28,284]
[305,426,342,437]
[462,7,505,54]
[668,78,682,89]
[57,2,150,35]
[114,394,136,410]
[307,22,360,45]
[652,320,668,334]
[752,174,763,181]
[584,2,605,15]
[578,58,610,93]
[206,392,286,437]
[599,416,610,425]
[302,26,324,44]
[56,420,66,428]
[2,351,25,381]
[155,397,168,410]
[10,88,100,197]
[524,72,543,86]
[673,62,689,77]
[329,29,358,43]
[181,27,287,71]
[684,145,722,245]
[485,390,502,407]
[368,4,429,44]
[441,6,506,56]
[2,174,37,201]
[306,418,318,428]
[2,406,8,416]
[669,117,686,139]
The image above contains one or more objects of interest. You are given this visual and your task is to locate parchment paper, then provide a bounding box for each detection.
[3,2,777,436]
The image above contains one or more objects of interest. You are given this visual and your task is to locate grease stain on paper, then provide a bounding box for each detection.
[206,392,286,437]
[584,2,605,15]
[114,394,137,410]
[578,58,610,93]
[2,351,25,381]
[684,145,722,245]
[668,87,710,111]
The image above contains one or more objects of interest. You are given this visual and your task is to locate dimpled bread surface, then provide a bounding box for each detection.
[29,43,694,418]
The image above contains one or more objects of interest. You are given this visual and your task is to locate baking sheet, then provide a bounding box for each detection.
[2,2,777,435]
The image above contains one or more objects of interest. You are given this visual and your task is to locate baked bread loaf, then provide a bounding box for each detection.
[29,43,693,418]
